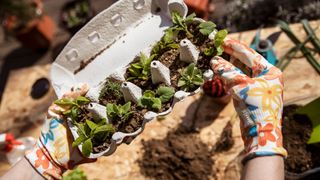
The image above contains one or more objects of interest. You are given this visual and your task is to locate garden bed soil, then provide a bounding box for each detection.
[283,105,320,173]
[139,127,216,180]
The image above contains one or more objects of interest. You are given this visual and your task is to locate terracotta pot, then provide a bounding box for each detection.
[14,15,55,50]
[60,0,95,35]
[184,0,209,19]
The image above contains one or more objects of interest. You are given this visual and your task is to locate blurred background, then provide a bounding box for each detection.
[0,0,319,179]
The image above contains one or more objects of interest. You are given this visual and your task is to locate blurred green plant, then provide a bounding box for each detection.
[63,168,87,180]
[0,0,38,29]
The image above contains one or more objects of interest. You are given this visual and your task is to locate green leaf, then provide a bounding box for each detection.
[93,124,114,134]
[199,21,216,36]
[121,102,131,114]
[76,96,90,105]
[72,134,87,147]
[177,79,186,87]
[156,86,175,103]
[295,97,320,144]
[151,98,162,110]
[131,63,143,69]
[54,98,75,106]
[204,47,214,56]
[216,46,224,56]
[70,106,79,121]
[167,43,179,49]
[164,29,174,44]
[86,120,98,130]
[214,29,228,47]
[82,139,92,157]
[62,168,87,180]
[144,90,156,98]
[185,13,196,23]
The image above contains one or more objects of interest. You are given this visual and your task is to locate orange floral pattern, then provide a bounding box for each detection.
[34,148,50,169]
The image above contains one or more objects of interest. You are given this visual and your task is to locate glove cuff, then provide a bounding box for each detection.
[25,143,64,180]
[242,122,287,164]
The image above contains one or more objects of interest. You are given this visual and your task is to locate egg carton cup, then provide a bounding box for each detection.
[51,0,212,158]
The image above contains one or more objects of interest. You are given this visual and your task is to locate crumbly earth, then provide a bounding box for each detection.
[283,105,320,173]
[139,128,216,180]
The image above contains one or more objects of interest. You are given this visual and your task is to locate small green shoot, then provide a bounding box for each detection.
[99,80,123,102]
[54,96,91,122]
[127,53,155,81]
[169,11,196,38]
[151,28,179,56]
[178,63,204,91]
[138,86,175,111]
[106,102,133,122]
[213,29,228,56]
[198,21,216,36]
[72,118,114,157]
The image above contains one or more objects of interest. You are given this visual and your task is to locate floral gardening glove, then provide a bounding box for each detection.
[25,84,96,180]
[210,37,287,163]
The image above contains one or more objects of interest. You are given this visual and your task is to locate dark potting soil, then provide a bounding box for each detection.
[283,105,320,173]
[158,49,186,89]
[139,128,216,180]
[110,104,146,134]
[213,121,234,152]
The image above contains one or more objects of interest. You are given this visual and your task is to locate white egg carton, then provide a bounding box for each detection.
[51,0,214,158]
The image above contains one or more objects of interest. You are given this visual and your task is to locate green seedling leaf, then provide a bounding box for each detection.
[86,120,98,130]
[156,86,175,103]
[178,63,204,91]
[127,53,155,80]
[199,21,216,36]
[144,90,156,98]
[72,134,87,147]
[94,124,114,134]
[204,47,214,56]
[62,168,87,180]
[76,96,90,105]
[295,97,320,144]
[214,29,228,48]
[151,98,162,110]
[122,102,131,114]
[54,98,76,106]
[82,138,92,157]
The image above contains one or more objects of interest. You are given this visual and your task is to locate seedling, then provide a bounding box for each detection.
[127,53,155,81]
[198,21,216,36]
[178,63,204,92]
[151,28,179,57]
[99,79,123,103]
[54,96,91,122]
[106,102,133,123]
[72,118,114,157]
[169,11,196,39]
[138,86,175,111]
[213,29,228,56]
[55,96,115,157]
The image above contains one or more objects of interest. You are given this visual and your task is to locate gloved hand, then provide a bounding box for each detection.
[210,37,287,163]
[25,84,96,180]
